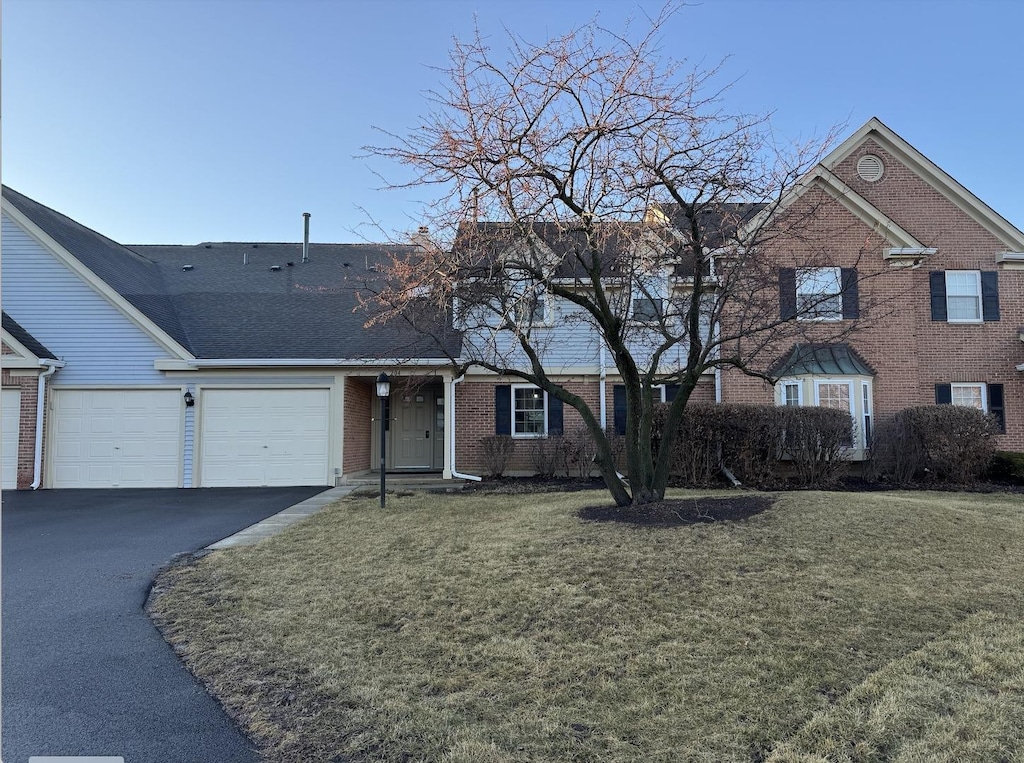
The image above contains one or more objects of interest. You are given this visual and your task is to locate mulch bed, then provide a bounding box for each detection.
[579,495,775,527]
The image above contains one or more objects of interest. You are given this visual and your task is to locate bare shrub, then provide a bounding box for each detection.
[869,406,995,484]
[529,435,568,478]
[780,407,853,487]
[565,425,598,478]
[480,435,516,477]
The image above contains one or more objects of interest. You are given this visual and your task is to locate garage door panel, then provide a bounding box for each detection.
[52,389,181,488]
[200,389,329,487]
[3,389,21,489]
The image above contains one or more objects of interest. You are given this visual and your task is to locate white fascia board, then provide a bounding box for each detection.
[2,201,195,361]
[1,328,43,365]
[823,117,1024,251]
[157,357,458,370]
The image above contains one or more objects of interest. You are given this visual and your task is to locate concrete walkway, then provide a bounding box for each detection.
[206,486,356,549]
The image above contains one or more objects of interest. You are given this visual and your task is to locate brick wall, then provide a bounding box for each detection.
[343,376,373,475]
[2,371,41,489]
[1,342,15,355]
[719,140,1024,450]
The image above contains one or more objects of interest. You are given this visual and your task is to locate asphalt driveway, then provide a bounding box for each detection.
[2,486,326,763]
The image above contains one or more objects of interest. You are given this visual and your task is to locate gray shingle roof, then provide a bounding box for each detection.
[2,312,56,360]
[131,243,461,360]
[2,186,459,362]
[2,186,192,351]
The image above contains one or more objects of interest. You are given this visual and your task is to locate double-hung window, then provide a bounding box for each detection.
[513,385,546,436]
[945,271,982,322]
[632,297,663,322]
[930,270,999,322]
[935,381,1005,433]
[796,267,842,321]
[780,267,858,320]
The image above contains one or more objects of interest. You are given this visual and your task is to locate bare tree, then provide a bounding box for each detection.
[365,7,879,507]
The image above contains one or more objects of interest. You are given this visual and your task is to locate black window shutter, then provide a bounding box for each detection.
[935,383,952,405]
[981,271,1000,321]
[495,385,511,435]
[988,383,1006,433]
[929,271,947,321]
[547,394,563,435]
[665,384,680,403]
[779,268,797,319]
[841,268,859,319]
[613,385,627,435]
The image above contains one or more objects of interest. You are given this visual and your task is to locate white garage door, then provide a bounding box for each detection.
[52,389,182,488]
[3,388,22,489]
[200,388,330,487]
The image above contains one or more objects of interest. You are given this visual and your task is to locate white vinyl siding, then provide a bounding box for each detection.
[199,389,330,487]
[51,389,182,488]
[1,213,171,385]
[3,389,21,488]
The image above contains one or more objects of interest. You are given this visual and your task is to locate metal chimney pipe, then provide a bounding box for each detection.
[302,212,311,263]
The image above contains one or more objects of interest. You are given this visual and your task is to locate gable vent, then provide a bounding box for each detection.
[857,154,885,182]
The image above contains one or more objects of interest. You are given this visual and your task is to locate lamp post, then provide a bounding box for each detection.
[376,372,391,508]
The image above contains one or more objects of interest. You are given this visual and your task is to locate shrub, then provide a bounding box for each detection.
[652,403,853,489]
[653,404,781,487]
[480,435,516,477]
[529,435,567,478]
[779,406,853,487]
[987,451,1024,484]
[869,406,995,484]
[565,425,598,478]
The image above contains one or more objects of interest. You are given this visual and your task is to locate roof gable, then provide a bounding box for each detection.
[821,118,1024,251]
[1,187,194,359]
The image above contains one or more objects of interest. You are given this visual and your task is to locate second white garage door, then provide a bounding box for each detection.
[200,388,330,487]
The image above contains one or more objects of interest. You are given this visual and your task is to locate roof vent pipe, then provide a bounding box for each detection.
[302,212,311,263]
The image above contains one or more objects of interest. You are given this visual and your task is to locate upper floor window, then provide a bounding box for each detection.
[797,267,842,321]
[516,294,547,326]
[930,270,999,323]
[632,297,663,322]
[779,267,858,321]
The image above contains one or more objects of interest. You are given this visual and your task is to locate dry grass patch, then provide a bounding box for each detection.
[148,490,1024,762]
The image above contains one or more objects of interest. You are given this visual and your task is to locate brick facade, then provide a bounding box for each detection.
[343,376,373,475]
[721,138,1024,450]
[2,370,42,489]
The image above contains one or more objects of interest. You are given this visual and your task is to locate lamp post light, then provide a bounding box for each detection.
[376,372,391,508]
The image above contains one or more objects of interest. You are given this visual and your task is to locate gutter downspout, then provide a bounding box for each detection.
[31,360,61,490]
[599,342,607,429]
[450,374,482,481]
[714,365,722,404]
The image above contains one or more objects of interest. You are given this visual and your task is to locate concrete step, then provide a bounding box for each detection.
[344,474,466,495]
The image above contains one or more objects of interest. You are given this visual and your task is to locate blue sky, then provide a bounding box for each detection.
[4,0,1022,244]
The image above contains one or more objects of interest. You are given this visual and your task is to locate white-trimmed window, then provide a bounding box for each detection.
[516,293,548,326]
[797,267,842,321]
[945,271,982,323]
[512,384,546,436]
[951,382,986,412]
[632,297,663,322]
[776,376,871,451]
[782,380,803,407]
